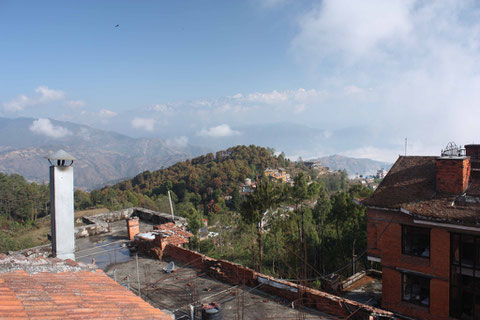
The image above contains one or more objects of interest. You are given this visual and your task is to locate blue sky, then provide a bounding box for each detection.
[0,1,304,106]
[2,0,480,162]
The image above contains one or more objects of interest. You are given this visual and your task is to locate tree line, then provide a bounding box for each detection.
[197,172,372,287]
[0,173,50,252]
[79,145,291,215]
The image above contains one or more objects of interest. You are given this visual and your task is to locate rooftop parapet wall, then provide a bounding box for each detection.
[74,207,187,239]
[75,208,133,238]
[160,245,393,320]
[132,207,187,226]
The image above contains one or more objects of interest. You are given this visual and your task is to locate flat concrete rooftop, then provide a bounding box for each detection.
[73,219,340,319]
[71,216,390,319]
[75,219,154,269]
[342,275,382,308]
[105,256,340,320]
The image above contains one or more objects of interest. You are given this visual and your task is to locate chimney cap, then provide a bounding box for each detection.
[45,149,76,166]
[45,149,76,161]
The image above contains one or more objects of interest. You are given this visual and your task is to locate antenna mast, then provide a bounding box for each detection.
[168,190,175,221]
[405,138,407,156]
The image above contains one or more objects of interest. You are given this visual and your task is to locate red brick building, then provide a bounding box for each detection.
[364,144,480,320]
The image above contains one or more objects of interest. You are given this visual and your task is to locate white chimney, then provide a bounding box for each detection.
[46,150,76,260]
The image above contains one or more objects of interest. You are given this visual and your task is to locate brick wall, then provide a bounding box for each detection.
[127,217,140,240]
[367,208,412,259]
[435,157,471,194]
[466,144,480,161]
[367,208,451,320]
[159,244,393,319]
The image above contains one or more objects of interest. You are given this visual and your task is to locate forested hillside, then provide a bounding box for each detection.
[86,145,294,215]
[0,173,50,252]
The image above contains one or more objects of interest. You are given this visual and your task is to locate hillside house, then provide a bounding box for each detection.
[240,184,255,194]
[264,167,277,177]
[264,167,291,183]
[376,169,388,179]
[363,143,480,320]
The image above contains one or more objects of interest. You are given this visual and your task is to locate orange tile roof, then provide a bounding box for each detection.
[0,255,173,320]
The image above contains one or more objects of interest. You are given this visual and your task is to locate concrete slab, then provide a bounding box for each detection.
[342,275,382,308]
[106,256,340,320]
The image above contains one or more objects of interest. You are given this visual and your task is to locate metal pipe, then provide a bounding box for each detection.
[136,252,141,298]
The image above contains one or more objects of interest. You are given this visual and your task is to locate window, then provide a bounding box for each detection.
[450,233,480,319]
[402,225,430,257]
[402,273,430,306]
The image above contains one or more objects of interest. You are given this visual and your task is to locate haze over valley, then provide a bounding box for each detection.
[0,117,391,189]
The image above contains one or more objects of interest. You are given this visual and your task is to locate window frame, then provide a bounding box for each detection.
[401,225,431,258]
[401,272,431,307]
[450,233,480,319]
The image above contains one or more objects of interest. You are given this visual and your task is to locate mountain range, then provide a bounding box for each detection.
[0,117,392,189]
[311,154,392,177]
[0,117,205,190]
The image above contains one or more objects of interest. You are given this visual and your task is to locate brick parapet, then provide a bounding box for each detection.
[160,244,393,319]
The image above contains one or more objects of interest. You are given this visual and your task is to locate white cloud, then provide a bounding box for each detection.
[232,88,321,106]
[165,136,189,148]
[293,0,413,60]
[341,146,399,163]
[4,94,30,112]
[293,88,320,101]
[29,118,72,139]
[99,109,117,118]
[66,100,85,108]
[3,86,77,112]
[343,85,365,95]
[217,103,248,113]
[137,88,321,134]
[131,117,155,131]
[323,130,332,139]
[294,104,306,114]
[198,124,241,138]
[244,90,289,104]
[35,86,65,102]
[287,0,480,160]
[148,104,171,113]
[341,140,437,163]
[78,127,92,141]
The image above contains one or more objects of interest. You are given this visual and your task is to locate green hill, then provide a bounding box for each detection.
[91,145,292,215]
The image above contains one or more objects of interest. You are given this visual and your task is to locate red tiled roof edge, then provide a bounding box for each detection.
[0,256,173,320]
